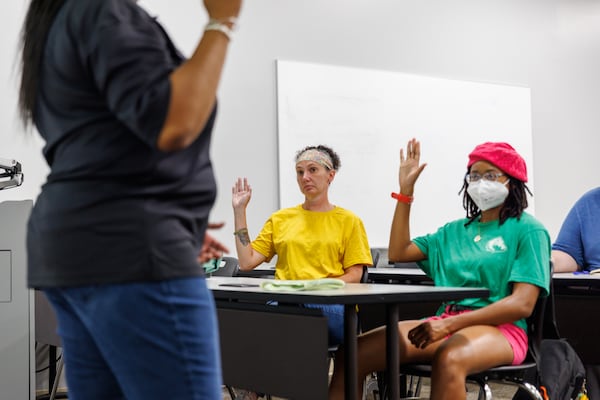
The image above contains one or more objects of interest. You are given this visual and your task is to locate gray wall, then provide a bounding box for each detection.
[2,0,599,253]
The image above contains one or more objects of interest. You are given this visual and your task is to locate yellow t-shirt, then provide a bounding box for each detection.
[252,205,372,280]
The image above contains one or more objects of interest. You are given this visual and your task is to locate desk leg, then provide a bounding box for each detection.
[344,304,358,400]
[386,303,400,400]
[49,345,57,391]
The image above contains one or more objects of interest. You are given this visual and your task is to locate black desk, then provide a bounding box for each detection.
[235,264,276,278]
[553,272,600,290]
[208,277,488,400]
[552,273,600,364]
[369,269,600,289]
[551,273,600,398]
[367,266,432,285]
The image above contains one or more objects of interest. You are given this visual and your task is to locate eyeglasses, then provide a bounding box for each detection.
[466,172,505,183]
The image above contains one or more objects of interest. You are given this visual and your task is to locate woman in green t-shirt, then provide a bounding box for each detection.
[329,139,550,400]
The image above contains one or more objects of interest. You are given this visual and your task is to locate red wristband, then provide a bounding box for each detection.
[391,192,414,204]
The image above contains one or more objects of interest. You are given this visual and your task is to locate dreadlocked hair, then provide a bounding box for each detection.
[460,171,531,227]
[18,0,66,128]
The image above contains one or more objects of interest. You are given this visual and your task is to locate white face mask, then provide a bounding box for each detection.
[467,180,509,211]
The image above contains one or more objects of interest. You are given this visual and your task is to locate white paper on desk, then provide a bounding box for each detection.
[261,278,345,291]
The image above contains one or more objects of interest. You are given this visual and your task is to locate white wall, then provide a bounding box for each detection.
[0,2,47,204]
[2,0,600,253]
[275,60,535,246]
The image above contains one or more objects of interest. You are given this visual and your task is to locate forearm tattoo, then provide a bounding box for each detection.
[234,228,250,247]
[238,231,250,246]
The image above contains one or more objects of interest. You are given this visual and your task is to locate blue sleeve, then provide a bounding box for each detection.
[552,201,584,267]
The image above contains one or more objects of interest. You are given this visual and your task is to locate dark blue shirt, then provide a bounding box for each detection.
[27,0,217,287]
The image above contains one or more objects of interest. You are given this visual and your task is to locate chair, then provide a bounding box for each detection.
[209,256,240,277]
[376,262,558,400]
[370,248,381,268]
[359,249,378,284]
[35,290,67,400]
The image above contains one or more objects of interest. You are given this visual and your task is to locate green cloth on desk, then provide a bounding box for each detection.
[261,278,345,291]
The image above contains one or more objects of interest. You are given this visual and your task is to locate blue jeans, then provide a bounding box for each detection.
[304,303,345,346]
[44,277,222,400]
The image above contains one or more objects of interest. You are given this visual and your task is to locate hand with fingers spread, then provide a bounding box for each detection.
[232,177,252,211]
[398,138,427,195]
[197,222,230,263]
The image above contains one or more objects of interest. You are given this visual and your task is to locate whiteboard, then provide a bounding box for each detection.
[276,60,533,248]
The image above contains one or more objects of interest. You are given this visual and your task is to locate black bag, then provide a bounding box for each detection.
[539,339,587,400]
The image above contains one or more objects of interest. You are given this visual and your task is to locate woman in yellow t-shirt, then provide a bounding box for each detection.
[232,145,373,345]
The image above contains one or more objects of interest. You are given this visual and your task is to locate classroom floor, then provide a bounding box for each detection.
[42,377,519,399]
[221,377,519,399]
[221,358,521,399]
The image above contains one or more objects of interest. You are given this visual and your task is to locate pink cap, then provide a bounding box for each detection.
[467,142,527,182]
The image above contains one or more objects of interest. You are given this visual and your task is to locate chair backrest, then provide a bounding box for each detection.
[526,261,559,364]
[543,262,561,341]
[524,289,547,364]
[360,266,369,283]
[358,249,380,283]
[210,256,240,277]
[370,248,380,268]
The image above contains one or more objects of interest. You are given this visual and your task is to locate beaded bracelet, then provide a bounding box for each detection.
[205,17,237,41]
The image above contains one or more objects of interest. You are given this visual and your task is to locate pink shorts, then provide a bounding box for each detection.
[426,307,528,365]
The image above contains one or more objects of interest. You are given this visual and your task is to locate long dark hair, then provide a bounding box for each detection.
[460,168,532,226]
[18,0,66,128]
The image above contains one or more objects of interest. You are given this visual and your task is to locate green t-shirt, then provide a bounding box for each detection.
[413,212,551,331]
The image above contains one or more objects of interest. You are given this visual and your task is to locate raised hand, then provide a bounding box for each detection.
[204,0,242,21]
[398,138,427,194]
[232,177,252,210]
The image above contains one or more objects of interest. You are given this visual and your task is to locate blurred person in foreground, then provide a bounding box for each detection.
[18,0,242,398]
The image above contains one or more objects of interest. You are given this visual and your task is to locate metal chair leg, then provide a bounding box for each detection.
[49,356,64,400]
